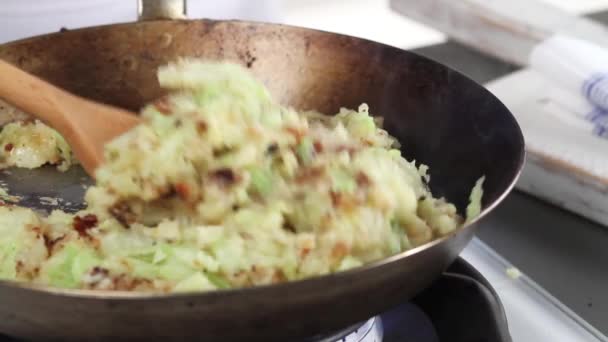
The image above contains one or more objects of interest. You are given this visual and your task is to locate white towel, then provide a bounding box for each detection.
[530,35,608,139]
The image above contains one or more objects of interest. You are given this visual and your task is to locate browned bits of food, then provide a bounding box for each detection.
[295,166,325,184]
[109,202,137,228]
[247,126,263,139]
[15,259,40,279]
[159,186,177,199]
[90,266,110,278]
[239,232,253,240]
[266,143,279,155]
[212,146,232,158]
[229,271,250,287]
[300,247,311,258]
[313,140,323,153]
[19,118,35,126]
[335,145,359,155]
[153,96,172,115]
[43,234,65,253]
[73,214,98,237]
[83,267,112,288]
[31,226,42,237]
[272,270,287,283]
[15,260,24,273]
[329,191,360,211]
[4,143,13,152]
[210,168,240,188]
[282,221,296,233]
[196,120,208,134]
[284,126,305,141]
[355,171,371,187]
[329,191,341,208]
[331,242,350,259]
[110,274,154,291]
[173,182,191,201]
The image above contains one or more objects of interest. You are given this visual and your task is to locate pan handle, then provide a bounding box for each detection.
[137,0,187,20]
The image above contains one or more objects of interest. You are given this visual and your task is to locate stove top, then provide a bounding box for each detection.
[303,258,510,342]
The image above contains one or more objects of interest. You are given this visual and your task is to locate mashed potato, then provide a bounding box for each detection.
[0,120,74,171]
[0,59,483,292]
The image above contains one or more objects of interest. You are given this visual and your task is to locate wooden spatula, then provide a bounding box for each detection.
[0,60,141,177]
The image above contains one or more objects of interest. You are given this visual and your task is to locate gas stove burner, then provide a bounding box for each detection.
[302,258,511,342]
[310,317,382,342]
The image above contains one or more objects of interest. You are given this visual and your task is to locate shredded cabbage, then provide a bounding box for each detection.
[0,59,483,292]
[466,177,485,222]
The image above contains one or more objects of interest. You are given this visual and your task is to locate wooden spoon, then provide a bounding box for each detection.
[0,60,141,177]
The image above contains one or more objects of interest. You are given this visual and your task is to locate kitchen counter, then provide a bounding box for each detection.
[412,10,608,335]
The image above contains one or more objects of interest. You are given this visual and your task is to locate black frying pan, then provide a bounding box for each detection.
[0,1,524,340]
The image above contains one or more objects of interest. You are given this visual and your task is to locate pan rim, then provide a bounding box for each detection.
[0,18,526,300]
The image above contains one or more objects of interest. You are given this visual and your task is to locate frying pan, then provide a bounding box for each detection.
[0,0,525,340]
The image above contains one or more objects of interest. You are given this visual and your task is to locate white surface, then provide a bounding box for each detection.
[487,69,608,176]
[283,0,607,50]
[530,34,608,111]
[0,0,282,44]
[0,0,605,48]
[0,0,445,49]
[282,0,445,49]
[462,238,608,342]
[0,1,137,44]
[541,0,608,14]
[487,69,608,225]
[486,69,608,227]
[390,0,608,66]
[517,154,608,227]
[342,317,382,342]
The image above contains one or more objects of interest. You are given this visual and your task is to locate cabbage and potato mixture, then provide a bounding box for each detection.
[0,60,483,293]
[0,119,74,171]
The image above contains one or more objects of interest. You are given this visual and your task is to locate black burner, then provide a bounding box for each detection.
[405,259,511,342]
[304,258,511,342]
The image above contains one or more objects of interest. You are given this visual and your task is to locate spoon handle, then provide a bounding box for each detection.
[0,59,140,177]
[0,59,75,127]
